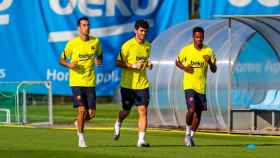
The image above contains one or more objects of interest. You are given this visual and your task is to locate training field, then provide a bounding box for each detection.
[1,104,280,158]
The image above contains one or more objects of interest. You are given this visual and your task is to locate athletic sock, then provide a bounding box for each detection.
[138,132,145,143]
[77,132,85,140]
[114,121,121,135]
[190,130,195,137]
[185,125,191,136]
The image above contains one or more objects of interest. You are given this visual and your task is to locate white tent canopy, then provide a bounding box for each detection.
[148,16,280,130]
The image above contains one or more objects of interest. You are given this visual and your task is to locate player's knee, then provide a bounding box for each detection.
[138,106,147,116]
[78,107,86,115]
[138,106,147,112]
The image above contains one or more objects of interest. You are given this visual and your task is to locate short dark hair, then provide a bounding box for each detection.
[77,16,89,26]
[193,26,204,35]
[135,19,149,30]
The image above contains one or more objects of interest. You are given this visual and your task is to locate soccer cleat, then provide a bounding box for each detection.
[78,139,88,148]
[184,135,193,147]
[113,128,120,140]
[190,137,195,146]
[137,141,150,147]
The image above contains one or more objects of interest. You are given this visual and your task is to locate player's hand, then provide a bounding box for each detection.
[131,63,142,70]
[147,60,153,70]
[68,61,78,69]
[184,64,194,74]
[203,55,211,64]
[95,59,102,65]
[139,60,153,70]
[132,59,146,70]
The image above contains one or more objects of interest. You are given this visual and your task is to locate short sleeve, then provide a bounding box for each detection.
[117,43,128,62]
[177,47,186,63]
[60,41,72,59]
[96,39,102,56]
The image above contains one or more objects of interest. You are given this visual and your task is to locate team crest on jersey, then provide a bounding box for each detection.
[91,46,95,50]
[146,48,150,53]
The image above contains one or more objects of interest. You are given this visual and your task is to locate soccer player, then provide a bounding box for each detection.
[113,19,153,147]
[59,16,102,148]
[175,26,217,147]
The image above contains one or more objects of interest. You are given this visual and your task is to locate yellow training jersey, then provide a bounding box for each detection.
[117,38,151,89]
[177,43,216,94]
[61,36,102,87]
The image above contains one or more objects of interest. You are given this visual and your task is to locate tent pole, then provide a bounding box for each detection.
[227,18,232,133]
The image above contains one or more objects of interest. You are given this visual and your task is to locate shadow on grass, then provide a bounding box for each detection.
[0,149,115,158]
[96,144,184,148]
[97,143,280,148]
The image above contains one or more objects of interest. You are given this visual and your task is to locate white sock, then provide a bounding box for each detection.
[190,130,195,137]
[114,121,121,134]
[77,132,85,140]
[185,125,191,136]
[138,132,145,143]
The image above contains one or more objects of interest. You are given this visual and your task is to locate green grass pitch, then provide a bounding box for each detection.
[0,104,280,158]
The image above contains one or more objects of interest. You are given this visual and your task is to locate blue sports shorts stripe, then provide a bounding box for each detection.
[120,87,150,111]
[71,87,96,109]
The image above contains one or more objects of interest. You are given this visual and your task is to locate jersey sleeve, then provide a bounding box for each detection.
[60,41,72,60]
[147,43,151,58]
[176,47,186,63]
[117,43,129,62]
[96,39,102,57]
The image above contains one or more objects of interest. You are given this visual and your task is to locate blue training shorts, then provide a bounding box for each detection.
[184,89,207,111]
[71,87,96,109]
[120,87,150,111]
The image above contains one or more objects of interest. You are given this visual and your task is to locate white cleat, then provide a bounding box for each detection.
[190,137,195,146]
[78,139,88,148]
[184,135,193,147]
[113,130,120,140]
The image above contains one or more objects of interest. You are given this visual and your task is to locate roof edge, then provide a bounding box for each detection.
[214,14,280,18]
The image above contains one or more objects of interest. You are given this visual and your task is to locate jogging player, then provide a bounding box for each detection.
[175,26,217,147]
[59,16,102,148]
[113,19,153,147]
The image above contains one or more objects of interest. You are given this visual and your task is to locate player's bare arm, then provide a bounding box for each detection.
[59,57,78,69]
[116,59,145,70]
[116,59,141,69]
[139,59,153,70]
[95,54,103,65]
[203,55,217,73]
[147,60,153,70]
[175,59,194,74]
